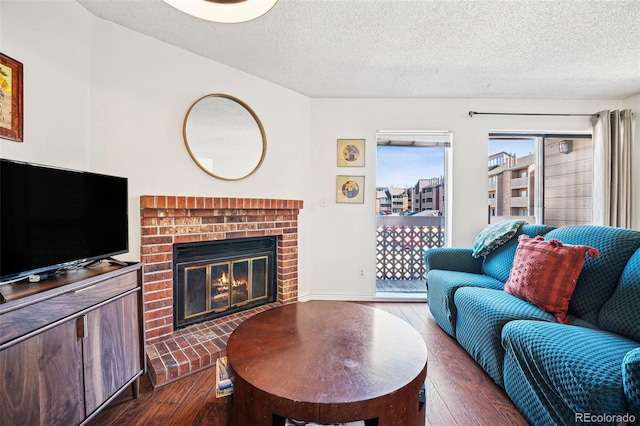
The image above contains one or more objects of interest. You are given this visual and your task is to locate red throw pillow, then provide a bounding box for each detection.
[503,235,600,324]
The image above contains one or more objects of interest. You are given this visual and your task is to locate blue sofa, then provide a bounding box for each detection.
[425,225,640,425]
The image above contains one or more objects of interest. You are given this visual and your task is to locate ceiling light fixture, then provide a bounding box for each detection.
[163,0,277,24]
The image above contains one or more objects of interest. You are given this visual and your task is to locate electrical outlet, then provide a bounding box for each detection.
[358,268,365,278]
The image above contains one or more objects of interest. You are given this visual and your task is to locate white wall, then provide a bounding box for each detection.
[1,1,637,301]
[1,0,313,297]
[0,0,93,169]
[305,98,625,300]
[86,17,312,297]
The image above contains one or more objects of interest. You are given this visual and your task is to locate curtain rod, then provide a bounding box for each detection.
[468,111,597,118]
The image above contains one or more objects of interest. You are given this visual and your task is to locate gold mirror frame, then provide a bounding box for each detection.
[183,94,267,181]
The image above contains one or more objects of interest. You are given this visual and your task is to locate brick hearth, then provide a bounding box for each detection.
[140,195,303,387]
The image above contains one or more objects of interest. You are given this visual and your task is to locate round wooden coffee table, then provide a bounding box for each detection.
[226,301,428,426]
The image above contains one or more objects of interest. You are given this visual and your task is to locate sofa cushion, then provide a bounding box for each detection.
[426,270,503,337]
[503,320,640,426]
[503,235,599,324]
[599,248,640,341]
[622,348,640,420]
[482,224,555,283]
[472,219,526,258]
[454,287,555,387]
[543,226,640,325]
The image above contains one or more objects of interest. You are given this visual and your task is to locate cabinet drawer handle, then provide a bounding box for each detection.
[74,284,97,293]
[77,315,88,338]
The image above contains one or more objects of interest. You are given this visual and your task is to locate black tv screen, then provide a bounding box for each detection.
[1,159,129,281]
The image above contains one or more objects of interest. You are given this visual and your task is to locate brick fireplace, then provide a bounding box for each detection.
[140,195,302,386]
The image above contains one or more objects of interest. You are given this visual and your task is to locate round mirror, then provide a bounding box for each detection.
[183,94,266,180]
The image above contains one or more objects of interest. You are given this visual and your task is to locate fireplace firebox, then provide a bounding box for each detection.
[173,237,277,329]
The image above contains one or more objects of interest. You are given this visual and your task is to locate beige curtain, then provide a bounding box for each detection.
[592,109,633,227]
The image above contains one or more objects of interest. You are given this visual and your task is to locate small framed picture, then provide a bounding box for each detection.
[0,53,24,142]
[336,175,365,204]
[337,138,365,167]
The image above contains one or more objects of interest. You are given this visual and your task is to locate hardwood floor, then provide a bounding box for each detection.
[88,302,529,426]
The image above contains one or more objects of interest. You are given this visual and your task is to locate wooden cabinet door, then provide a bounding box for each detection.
[83,291,142,415]
[0,319,84,426]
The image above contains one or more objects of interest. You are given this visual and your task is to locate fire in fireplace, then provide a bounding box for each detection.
[173,237,277,329]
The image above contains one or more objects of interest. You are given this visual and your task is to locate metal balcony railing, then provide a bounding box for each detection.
[376,215,445,280]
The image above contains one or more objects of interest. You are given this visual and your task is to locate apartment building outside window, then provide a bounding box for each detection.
[488,134,593,227]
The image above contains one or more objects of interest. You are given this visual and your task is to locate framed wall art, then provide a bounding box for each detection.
[336,175,365,204]
[337,138,365,167]
[0,53,24,142]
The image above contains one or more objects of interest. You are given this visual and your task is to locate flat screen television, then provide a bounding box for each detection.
[0,159,129,282]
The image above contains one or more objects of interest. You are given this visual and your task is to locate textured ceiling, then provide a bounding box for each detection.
[77,0,640,99]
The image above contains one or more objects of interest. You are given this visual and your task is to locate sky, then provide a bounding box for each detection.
[376,146,444,188]
[376,139,536,189]
[488,139,536,157]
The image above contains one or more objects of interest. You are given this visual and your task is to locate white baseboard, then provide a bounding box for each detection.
[297,292,427,302]
[297,293,377,302]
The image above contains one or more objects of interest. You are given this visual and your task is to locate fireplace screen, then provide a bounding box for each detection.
[174,237,276,329]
